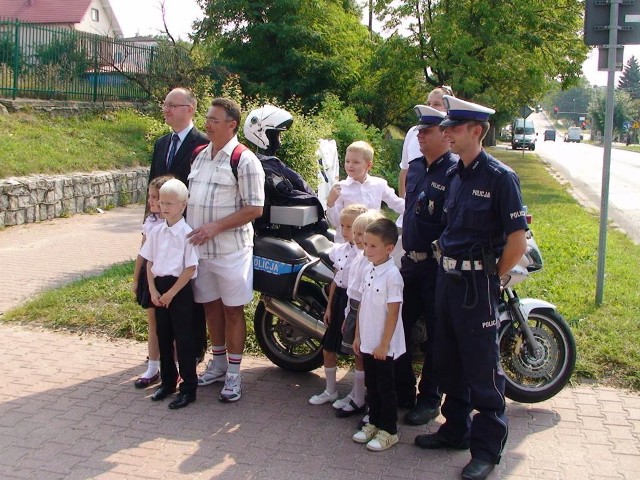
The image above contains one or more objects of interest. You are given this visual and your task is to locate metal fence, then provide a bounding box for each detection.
[0,18,157,102]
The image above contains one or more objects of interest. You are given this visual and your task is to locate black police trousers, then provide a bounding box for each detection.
[395,255,442,408]
[433,267,507,464]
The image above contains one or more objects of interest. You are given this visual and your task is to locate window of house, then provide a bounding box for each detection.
[91,8,99,22]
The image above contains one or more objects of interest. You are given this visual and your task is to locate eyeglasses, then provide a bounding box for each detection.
[162,103,190,109]
[205,116,232,124]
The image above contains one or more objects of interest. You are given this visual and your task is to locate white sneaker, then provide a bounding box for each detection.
[332,394,353,410]
[366,430,399,451]
[219,373,242,402]
[198,359,227,386]
[308,390,338,405]
[352,423,379,444]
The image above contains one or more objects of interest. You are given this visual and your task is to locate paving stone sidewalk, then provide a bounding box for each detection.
[0,207,639,479]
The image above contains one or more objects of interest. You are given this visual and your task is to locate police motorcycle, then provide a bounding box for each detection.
[245,107,575,403]
[494,213,576,403]
[243,105,334,372]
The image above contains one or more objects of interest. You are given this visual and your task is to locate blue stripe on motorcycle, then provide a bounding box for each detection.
[253,256,304,275]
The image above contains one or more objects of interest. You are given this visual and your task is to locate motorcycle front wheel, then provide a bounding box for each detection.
[499,308,576,403]
[253,284,325,372]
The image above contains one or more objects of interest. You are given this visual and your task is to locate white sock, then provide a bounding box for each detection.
[141,360,160,378]
[354,369,366,406]
[228,353,242,375]
[325,367,337,394]
[212,345,228,371]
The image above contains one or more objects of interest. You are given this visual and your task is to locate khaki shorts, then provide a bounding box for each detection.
[192,247,254,306]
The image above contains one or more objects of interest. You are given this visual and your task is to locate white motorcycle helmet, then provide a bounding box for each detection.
[244,105,293,151]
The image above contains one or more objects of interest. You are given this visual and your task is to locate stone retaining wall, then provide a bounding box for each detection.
[0,168,149,228]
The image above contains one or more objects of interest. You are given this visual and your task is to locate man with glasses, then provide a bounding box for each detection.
[187,98,265,403]
[397,105,456,423]
[148,88,210,369]
[149,87,209,187]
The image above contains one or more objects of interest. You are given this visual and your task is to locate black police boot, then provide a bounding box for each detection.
[404,403,440,425]
[461,458,495,480]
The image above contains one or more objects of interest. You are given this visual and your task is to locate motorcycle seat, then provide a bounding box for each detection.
[294,233,333,268]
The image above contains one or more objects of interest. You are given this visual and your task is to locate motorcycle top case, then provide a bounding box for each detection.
[253,236,309,299]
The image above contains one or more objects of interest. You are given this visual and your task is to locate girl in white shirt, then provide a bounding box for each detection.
[132,175,172,389]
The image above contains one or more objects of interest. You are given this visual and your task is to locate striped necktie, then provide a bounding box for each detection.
[166,133,179,169]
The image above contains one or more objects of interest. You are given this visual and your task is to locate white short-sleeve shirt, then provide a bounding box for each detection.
[139,218,199,279]
[346,250,368,302]
[330,241,358,289]
[399,126,422,171]
[142,214,163,237]
[358,257,406,359]
[187,136,265,258]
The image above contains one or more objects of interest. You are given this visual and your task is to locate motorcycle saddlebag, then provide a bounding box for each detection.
[253,236,308,299]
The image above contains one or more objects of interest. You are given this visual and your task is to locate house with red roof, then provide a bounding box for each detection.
[0,0,123,38]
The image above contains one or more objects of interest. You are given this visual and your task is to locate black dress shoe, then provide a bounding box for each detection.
[404,404,440,425]
[461,458,495,480]
[134,372,160,389]
[414,432,470,450]
[150,385,176,401]
[168,392,196,410]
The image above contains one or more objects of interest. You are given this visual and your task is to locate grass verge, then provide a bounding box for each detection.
[2,147,639,390]
[0,110,162,177]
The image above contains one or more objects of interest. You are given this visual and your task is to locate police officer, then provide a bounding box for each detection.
[414,96,528,480]
[397,105,456,425]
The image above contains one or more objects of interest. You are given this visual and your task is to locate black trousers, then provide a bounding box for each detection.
[363,353,397,434]
[433,267,507,464]
[154,276,197,395]
[395,255,441,408]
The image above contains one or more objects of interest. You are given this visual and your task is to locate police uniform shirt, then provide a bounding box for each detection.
[358,257,406,359]
[440,150,528,258]
[139,217,199,279]
[402,151,457,253]
[329,241,358,289]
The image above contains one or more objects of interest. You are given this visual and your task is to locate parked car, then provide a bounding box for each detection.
[544,129,556,141]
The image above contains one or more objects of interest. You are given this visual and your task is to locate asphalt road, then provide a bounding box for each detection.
[514,112,640,245]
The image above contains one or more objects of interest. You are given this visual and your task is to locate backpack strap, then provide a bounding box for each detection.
[190,144,208,165]
[230,143,249,180]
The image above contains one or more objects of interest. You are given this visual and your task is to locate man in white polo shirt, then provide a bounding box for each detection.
[187,97,265,403]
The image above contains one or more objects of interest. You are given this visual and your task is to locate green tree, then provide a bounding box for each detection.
[349,34,426,130]
[0,35,22,70]
[618,55,640,100]
[372,0,589,125]
[194,0,372,110]
[35,34,90,79]
[589,88,631,136]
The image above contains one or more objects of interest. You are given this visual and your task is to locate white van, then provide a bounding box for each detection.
[511,118,537,150]
[565,126,582,143]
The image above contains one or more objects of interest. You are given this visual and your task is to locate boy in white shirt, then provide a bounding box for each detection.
[140,179,199,410]
[325,141,404,243]
[352,218,405,452]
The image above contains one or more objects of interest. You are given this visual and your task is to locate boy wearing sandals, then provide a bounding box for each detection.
[352,218,405,451]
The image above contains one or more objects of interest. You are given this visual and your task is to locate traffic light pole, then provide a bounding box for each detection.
[596,0,619,305]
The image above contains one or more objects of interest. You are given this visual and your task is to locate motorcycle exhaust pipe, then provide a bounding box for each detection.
[262,296,327,339]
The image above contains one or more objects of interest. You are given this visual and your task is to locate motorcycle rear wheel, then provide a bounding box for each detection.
[253,283,325,372]
[499,308,576,403]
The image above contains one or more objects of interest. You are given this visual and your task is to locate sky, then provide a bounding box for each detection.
[109,0,636,88]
